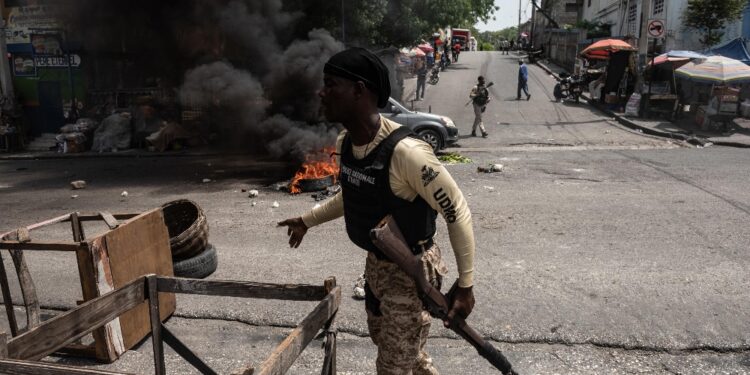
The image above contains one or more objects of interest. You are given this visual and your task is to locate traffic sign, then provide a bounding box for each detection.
[647,19,665,38]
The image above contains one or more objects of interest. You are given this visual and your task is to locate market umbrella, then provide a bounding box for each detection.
[649,50,706,67]
[581,39,636,59]
[675,55,750,84]
[410,47,425,57]
[418,43,434,52]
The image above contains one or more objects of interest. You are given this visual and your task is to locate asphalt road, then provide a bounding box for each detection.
[1,51,750,374]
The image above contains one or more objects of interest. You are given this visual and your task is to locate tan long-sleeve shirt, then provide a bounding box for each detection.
[301,117,475,287]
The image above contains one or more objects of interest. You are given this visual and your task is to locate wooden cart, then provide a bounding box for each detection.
[0,275,341,375]
[0,209,176,362]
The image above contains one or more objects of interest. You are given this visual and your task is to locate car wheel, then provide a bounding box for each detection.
[418,129,442,151]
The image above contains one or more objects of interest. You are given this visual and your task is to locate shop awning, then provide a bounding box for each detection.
[704,38,750,66]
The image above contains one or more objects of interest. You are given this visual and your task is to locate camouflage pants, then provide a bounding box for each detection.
[365,244,448,375]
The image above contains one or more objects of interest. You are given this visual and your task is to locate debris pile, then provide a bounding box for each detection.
[438,152,472,164]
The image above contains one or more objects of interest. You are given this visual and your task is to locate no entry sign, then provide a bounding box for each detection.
[647,19,665,38]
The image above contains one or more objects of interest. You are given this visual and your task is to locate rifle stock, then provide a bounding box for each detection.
[370,215,517,375]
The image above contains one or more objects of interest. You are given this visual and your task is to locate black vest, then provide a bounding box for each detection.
[340,126,437,257]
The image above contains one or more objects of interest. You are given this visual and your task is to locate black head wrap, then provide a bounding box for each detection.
[324,47,391,108]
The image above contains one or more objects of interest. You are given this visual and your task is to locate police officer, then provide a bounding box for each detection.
[279,47,477,375]
[469,76,490,137]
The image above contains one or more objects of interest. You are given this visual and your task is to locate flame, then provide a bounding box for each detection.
[289,147,339,194]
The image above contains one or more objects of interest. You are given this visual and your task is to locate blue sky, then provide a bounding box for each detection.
[475,0,533,31]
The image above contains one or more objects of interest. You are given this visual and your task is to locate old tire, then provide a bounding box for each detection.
[173,244,218,279]
[162,199,209,260]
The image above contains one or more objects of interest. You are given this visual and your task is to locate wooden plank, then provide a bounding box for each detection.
[101,208,175,351]
[71,213,139,222]
[5,230,40,331]
[0,252,19,336]
[71,213,86,242]
[99,212,119,230]
[0,359,134,375]
[156,277,326,301]
[247,286,341,375]
[146,276,165,375]
[321,277,337,375]
[6,277,146,361]
[0,214,72,239]
[75,241,116,362]
[0,242,82,251]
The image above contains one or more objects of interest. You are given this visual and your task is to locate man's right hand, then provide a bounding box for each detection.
[277,217,308,248]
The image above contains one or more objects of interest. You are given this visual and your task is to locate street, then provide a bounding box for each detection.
[2,51,750,374]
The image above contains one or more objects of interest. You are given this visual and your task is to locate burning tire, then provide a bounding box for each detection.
[162,199,209,260]
[173,243,218,279]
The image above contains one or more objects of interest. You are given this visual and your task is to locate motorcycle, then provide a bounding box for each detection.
[553,72,583,103]
[428,65,440,85]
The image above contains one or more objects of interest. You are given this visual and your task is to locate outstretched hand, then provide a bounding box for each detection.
[444,285,475,328]
[277,217,308,248]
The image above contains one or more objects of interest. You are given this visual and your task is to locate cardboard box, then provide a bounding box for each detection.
[605,94,619,104]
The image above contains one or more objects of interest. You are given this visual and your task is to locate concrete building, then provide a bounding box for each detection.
[581,0,749,51]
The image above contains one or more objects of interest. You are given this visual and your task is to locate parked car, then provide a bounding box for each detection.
[379,98,458,151]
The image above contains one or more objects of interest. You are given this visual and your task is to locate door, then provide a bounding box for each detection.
[37,81,64,135]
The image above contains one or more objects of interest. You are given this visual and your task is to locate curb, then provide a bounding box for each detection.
[533,61,748,148]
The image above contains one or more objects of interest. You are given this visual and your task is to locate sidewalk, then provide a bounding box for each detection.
[535,60,750,148]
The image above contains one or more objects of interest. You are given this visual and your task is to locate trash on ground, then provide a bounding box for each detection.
[202,178,211,183]
[71,194,79,199]
[70,180,87,189]
[353,274,366,300]
[477,164,503,173]
[251,201,256,206]
[438,152,472,164]
[483,186,495,191]
[248,189,259,198]
[272,201,280,208]
[272,181,289,191]
[312,184,341,201]
[121,191,129,197]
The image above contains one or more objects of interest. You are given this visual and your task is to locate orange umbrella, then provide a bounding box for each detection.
[581,39,636,59]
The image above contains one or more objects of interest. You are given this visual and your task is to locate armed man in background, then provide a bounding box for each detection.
[469,75,490,138]
[278,47,477,375]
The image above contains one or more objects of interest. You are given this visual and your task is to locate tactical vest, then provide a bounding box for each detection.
[340,126,437,258]
[473,86,489,106]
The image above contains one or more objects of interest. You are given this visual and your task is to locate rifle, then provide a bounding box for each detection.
[370,215,518,375]
[465,81,494,106]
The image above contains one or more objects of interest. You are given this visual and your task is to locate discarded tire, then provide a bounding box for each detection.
[162,199,209,260]
[173,244,218,279]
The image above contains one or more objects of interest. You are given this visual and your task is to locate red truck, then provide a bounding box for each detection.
[451,28,471,51]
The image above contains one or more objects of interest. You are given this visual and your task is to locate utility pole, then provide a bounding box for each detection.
[518,0,522,40]
[0,4,15,106]
[638,0,652,66]
[530,0,537,48]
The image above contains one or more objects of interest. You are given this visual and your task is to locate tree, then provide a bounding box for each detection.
[284,0,498,47]
[683,0,746,47]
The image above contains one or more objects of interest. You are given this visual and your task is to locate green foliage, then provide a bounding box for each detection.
[438,152,472,164]
[479,42,494,51]
[284,0,498,47]
[683,0,746,47]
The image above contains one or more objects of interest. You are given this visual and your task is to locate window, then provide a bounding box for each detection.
[653,0,664,15]
[628,3,638,35]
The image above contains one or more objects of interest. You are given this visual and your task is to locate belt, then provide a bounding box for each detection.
[410,237,434,255]
[371,237,434,260]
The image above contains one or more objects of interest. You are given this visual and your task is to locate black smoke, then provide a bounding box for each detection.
[64,0,343,160]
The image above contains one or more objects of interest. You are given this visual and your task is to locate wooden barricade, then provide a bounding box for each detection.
[0,275,341,375]
[0,209,175,362]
